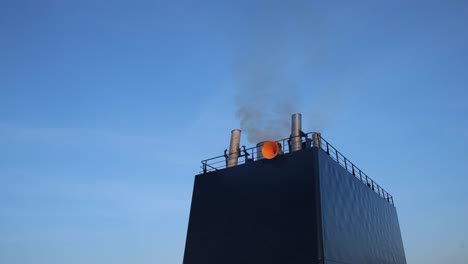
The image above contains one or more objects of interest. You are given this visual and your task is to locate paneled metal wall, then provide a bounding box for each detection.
[317,149,406,264]
[183,148,406,264]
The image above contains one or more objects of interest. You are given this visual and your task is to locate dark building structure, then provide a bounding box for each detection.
[183,114,406,264]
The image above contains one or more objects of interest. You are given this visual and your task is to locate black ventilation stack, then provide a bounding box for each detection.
[183,114,406,264]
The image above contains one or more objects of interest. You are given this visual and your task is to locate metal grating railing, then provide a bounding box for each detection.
[200,132,394,205]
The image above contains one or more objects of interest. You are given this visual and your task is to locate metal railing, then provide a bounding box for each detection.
[200,132,394,205]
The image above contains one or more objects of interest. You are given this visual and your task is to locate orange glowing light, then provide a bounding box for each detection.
[262,141,280,159]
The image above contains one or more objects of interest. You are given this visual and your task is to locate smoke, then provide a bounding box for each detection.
[233,0,317,143]
[234,56,297,143]
[231,1,386,143]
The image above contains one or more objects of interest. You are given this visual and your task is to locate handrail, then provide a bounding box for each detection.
[200,132,394,205]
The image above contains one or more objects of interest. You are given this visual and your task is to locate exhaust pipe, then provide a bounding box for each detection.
[227,129,241,167]
[291,113,302,152]
[312,132,322,148]
[256,142,265,160]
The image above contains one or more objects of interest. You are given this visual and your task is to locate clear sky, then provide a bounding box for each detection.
[1,0,467,263]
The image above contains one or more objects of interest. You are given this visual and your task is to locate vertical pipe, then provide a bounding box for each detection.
[227,129,241,167]
[291,113,302,152]
[312,132,322,148]
[256,142,265,160]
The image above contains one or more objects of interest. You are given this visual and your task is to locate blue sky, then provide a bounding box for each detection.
[1,0,467,263]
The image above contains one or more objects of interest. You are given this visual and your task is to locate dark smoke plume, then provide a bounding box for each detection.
[234,56,297,143]
[234,0,317,143]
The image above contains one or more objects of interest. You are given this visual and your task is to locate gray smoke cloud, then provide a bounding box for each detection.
[233,1,317,143]
[234,56,298,143]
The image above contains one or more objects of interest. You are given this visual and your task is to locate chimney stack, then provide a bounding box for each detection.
[312,132,322,148]
[227,129,241,167]
[291,113,302,152]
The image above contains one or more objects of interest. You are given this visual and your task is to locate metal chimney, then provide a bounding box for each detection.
[256,141,265,160]
[291,113,302,152]
[227,129,241,167]
[312,132,322,148]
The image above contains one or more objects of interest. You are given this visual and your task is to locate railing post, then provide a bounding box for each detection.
[359,170,362,182]
[202,161,207,174]
[326,142,330,155]
[352,164,355,176]
[344,158,348,171]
